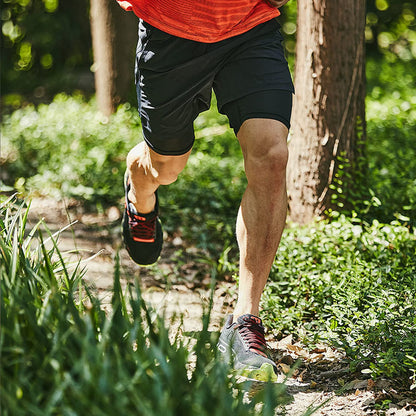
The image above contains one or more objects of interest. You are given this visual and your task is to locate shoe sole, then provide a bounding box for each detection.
[238,363,278,382]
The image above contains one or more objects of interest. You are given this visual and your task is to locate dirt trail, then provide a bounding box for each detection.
[27,198,416,416]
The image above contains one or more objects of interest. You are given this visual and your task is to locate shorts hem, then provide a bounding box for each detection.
[143,137,195,156]
[235,113,291,135]
[218,87,294,113]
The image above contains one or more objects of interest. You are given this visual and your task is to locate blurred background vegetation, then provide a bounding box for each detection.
[2,0,416,106]
[1,0,92,107]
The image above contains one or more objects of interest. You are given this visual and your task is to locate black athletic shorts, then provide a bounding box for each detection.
[135,18,294,156]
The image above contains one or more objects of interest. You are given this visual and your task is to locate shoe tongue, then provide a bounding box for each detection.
[237,314,263,326]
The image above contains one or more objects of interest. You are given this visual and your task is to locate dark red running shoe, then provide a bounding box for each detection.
[217,314,278,381]
[122,172,163,265]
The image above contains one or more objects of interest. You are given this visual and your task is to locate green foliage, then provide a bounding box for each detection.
[261,215,416,386]
[1,93,246,253]
[1,0,92,104]
[0,197,288,415]
[366,0,416,61]
[1,94,140,205]
[2,28,416,389]
[322,59,416,228]
[3,0,415,107]
[365,59,416,227]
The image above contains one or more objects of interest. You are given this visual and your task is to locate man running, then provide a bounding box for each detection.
[117,0,294,381]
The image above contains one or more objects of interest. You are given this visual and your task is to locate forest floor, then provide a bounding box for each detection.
[27,197,416,416]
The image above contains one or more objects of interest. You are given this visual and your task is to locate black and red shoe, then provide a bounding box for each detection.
[122,173,163,265]
[217,314,278,381]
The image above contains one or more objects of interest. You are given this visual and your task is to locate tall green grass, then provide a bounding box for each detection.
[0,197,291,415]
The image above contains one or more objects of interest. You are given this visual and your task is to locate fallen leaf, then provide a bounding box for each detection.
[311,345,327,354]
[278,334,293,349]
[298,368,307,382]
[286,344,301,353]
[309,353,324,362]
[279,363,291,374]
[352,380,370,390]
[286,344,309,358]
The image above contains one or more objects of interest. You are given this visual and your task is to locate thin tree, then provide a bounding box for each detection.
[287,0,366,223]
[90,0,137,115]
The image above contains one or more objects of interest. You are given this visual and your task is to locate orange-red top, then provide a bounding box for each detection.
[116,0,280,43]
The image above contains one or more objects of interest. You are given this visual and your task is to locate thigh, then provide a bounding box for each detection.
[221,89,293,135]
[136,21,214,155]
[213,18,294,126]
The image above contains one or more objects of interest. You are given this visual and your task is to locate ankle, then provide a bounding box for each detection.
[128,190,156,214]
[233,305,260,321]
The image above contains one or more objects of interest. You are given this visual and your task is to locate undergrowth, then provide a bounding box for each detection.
[216,212,416,388]
[263,216,416,388]
[0,197,289,415]
[2,60,415,230]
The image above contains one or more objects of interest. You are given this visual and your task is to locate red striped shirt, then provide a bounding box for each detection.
[116,0,280,43]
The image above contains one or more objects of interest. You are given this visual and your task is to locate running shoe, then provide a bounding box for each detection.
[217,314,278,382]
[122,172,163,265]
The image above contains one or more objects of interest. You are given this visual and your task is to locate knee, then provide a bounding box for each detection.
[245,136,288,186]
[126,142,150,173]
[127,142,187,185]
[133,156,181,185]
[264,141,289,175]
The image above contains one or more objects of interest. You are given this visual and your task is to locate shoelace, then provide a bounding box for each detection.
[128,211,157,241]
[237,321,268,357]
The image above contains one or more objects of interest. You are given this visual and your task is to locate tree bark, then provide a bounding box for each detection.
[287,0,366,223]
[90,0,137,116]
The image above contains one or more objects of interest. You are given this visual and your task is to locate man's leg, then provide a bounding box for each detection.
[123,141,191,265]
[233,118,289,319]
[126,141,191,213]
[216,118,288,381]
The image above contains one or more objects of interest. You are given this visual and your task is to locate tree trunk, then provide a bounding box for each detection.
[90,0,137,116]
[287,0,366,223]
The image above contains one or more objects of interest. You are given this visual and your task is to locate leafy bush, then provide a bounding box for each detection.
[366,0,416,61]
[0,197,290,415]
[364,59,416,227]
[3,57,415,231]
[261,215,416,386]
[2,94,139,205]
[2,53,416,389]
